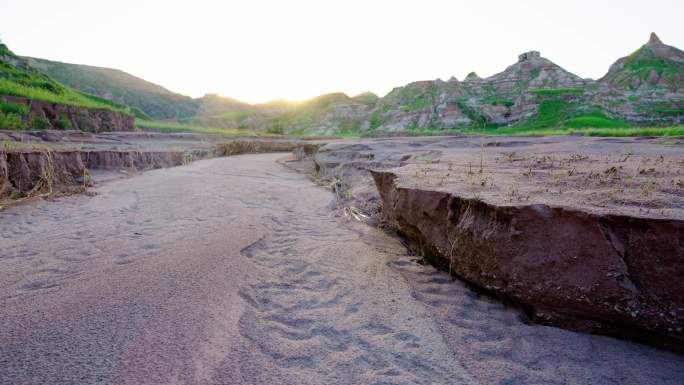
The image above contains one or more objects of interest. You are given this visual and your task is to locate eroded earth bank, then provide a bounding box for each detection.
[312,136,684,352]
[0,130,317,204]
[1,134,683,384]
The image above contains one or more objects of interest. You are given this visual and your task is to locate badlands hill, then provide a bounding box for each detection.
[2,33,683,134]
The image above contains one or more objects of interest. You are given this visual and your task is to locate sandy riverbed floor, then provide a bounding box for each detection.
[1,151,683,385]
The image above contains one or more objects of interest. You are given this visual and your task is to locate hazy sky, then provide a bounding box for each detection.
[2,0,683,103]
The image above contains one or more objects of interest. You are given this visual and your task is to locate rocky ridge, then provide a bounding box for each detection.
[367,34,683,133]
[181,33,683,134]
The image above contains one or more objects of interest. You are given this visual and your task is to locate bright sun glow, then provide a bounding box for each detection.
[2,0,683,103]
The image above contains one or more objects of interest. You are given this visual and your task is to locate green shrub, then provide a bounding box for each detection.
[55,115,72,129]
[563,114,629,128]
[0,111,26,130]
[0,100,29,115]
[455,101,488,126]
[266,125,285,135]
[482,95,514,107]
[651,103,684,116]
[33,116,51,130]
[369,111,386,129]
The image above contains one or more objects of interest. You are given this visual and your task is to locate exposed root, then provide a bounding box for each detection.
[343,206,369,222]
[15,150,54,202]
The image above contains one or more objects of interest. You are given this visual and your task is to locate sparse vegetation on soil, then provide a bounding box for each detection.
[135,119,263,136]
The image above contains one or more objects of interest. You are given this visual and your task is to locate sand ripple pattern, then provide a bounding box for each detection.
[235,212,474,385]
[388,255,684,385]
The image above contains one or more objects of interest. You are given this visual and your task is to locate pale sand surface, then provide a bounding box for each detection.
[1,153,682,384]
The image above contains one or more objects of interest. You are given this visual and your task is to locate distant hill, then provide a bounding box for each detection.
[25,57,199,120]
[177,93,263,129]
[594,33,684,124]
[262,92,378,135]
[8,33,683,134]
[194,93,253,116]
[179,92,379,134]
[351,92,380,104]
[600,33,684,92]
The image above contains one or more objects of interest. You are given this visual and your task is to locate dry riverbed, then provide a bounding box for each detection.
[1,134,683,384]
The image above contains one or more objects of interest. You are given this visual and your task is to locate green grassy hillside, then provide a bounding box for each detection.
[25,57,199,120]
[1,44,128,112]
[600,34,684,91]
[602,47,684,91]
[0,43,135,130]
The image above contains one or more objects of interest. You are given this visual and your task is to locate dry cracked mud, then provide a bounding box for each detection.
[1,151,683,385]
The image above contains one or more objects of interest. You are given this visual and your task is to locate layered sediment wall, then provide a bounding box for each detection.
[371,169,684,352]
[0,95,135,132]
[214,139,318,157]
[0,149,186,201]
[2,150,88,198]
[0,139,318,203]
[81,150,187,171]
